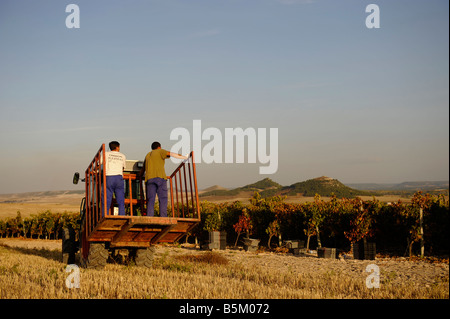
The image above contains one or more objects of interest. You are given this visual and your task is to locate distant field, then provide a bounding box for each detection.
[0,189,421,220]
[0,191,82,219]
[0,203,80,219]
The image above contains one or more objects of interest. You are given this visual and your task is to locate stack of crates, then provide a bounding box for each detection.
[353,239,376,260]
[284,240,306,255]
[317,247,338,259]
[244,238,260,252]
[208,231,227,250]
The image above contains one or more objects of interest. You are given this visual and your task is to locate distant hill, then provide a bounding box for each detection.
[239,178,282,191]
[200,176,367,198]
[200,178,282,197]
[200,176,449,199]
[347,181,449,191]
[201,185,229,192]
[283,176,369,197]
[0,190,84,219]
[0,190,84,202]
[393,181,449,191]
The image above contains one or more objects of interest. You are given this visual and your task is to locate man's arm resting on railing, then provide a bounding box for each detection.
[168,152,188,160]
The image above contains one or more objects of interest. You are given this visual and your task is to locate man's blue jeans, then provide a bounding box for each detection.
[103,175,125,216]
[146,177,168,217]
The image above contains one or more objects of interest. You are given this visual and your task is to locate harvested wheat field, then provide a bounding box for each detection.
[0,238,448,299]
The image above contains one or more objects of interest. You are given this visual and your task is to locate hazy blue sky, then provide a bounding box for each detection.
[0,0,448,193]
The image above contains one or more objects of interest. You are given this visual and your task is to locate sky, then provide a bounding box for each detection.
[0,0,448,194]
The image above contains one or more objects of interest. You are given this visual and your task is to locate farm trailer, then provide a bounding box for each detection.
[64,144,201,268]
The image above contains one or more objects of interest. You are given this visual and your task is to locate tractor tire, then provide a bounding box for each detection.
[62,227,76,264]
[134,247,155,268]
[84,243,109,269]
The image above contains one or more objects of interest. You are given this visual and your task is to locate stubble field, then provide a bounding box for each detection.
[0,238,448,299]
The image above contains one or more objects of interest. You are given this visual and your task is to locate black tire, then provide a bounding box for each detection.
[62,227,76,264]
[134,247,155,268]
[84,243,109,269]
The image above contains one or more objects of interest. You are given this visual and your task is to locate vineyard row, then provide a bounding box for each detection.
[0,191,448,256]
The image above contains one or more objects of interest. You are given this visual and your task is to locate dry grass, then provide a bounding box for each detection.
[0,242,448,299]
[175,251,229,265]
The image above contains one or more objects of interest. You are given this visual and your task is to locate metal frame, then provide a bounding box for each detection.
[80,145,200,259]
[168,151,201,220]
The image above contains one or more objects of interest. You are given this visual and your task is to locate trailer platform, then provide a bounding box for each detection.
[88,216,199,247]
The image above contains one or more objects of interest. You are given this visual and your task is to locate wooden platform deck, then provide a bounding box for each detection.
[87,216,199,248]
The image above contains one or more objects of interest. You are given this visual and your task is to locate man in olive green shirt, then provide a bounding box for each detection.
[142,141,187,217]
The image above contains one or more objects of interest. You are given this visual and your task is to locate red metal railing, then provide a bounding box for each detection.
[83,144,107,244]
[168,151,200,220]
[123,172,146,216]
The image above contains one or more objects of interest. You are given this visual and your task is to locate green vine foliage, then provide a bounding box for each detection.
[1,192,448,256]
[0,210,79,239]
[203,211,222,232]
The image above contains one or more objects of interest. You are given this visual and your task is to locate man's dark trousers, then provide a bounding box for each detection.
[103,175,125,216]
[146,177,168,217]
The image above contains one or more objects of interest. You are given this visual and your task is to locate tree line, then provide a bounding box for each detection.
[0,211,79,240]
[195,191,449,257]
[1,191,448,257]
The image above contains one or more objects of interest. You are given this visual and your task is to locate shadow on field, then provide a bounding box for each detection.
[0,243,62,262]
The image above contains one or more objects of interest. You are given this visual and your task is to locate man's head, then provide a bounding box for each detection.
[151,141,161,150]
[109,141,120,151]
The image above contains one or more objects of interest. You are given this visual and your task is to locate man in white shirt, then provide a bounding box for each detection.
[103,141,126,216]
